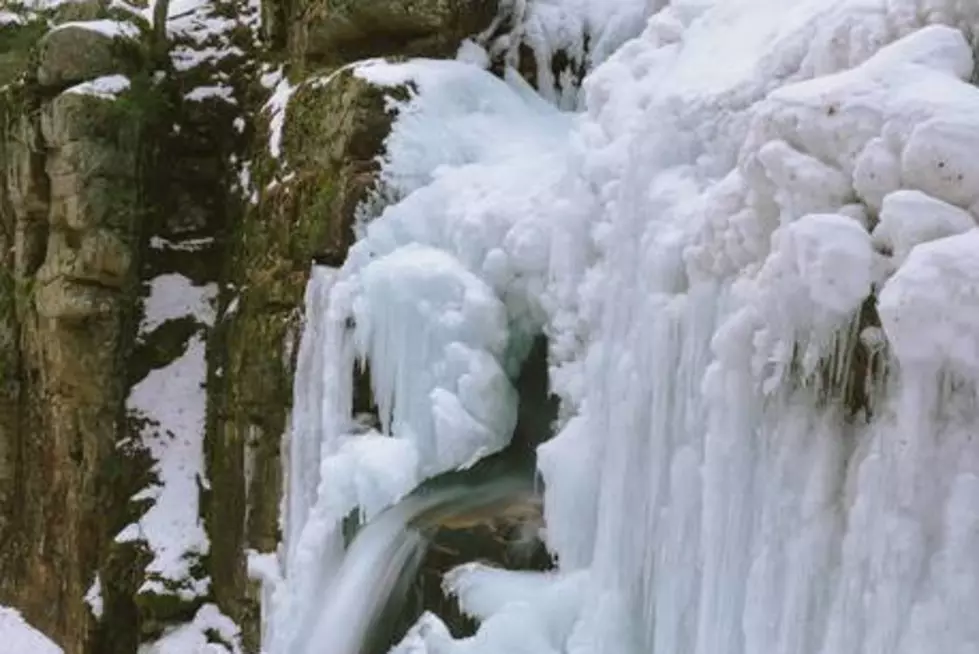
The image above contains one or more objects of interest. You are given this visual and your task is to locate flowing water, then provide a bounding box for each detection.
[299,473,543,654]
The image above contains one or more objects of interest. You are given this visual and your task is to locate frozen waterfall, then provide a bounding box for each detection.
[263,2,979,654]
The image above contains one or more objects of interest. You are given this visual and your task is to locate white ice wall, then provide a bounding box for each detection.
[269,2,979,654]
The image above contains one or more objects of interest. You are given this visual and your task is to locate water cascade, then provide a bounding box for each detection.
[298,472,546,654]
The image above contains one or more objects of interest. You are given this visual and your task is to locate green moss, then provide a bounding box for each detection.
[135,587,201,639]
[291,0,499,67]
[0,22,46,87]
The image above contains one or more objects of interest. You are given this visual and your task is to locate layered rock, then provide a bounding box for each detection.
[0,16,147,653]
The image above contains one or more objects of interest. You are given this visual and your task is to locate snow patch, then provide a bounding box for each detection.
[140,274,217,333]
[0,607,62,654]
[53,19,140,39]
[185,84,236,103]
[139,604,241,654]
[85,575,104,619]
[0,11,25,25]
[265,71,295,160]
[64,74,131,100]
[118,335,211,599]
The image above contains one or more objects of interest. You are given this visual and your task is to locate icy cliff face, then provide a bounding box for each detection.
[269,2,979,654]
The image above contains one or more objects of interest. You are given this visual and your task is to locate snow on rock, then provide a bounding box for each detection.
[150,235,215,252]
[53,19,140,39]
[140,274,217,332]
[119,334,211,599]
[879,229,979,373]
[391,566,590,654]
[171,45,245,72]
[455,39,490,69]
[264,70,294,160]
[354,58,566,200]
[755,139,854,225]
[0,608,62,654]
[902,115,979,208]
[118,274,217,600]
[0,11,25,25]
[185,84,236,103]
[64,74,131,99]
[161,0,251,74]
[716,213,875,393]
[872,189,976,265]
[139,604,242,654]
[85,575,104,619]
[853,137,902,212]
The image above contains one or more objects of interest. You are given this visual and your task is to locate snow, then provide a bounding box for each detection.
[139,274,217,333]
[118,334,211,599]
[879,229,979,373]
[119,273,218,600]
[53,19,140,39]
[392,566,590,654]
[0,11,24,25]
[455,39,490,69]
[872,189,976,265]
[902,115,979,208]
[171,45,245,72]
[139,604,242,654]
[85,575,104,619]
[150,235,215,252]
[23,0,89,7]
[268,2,979,654]
[508,0,651,106]
[64,74,131,100]
[0,608,62,654]
[264,71,294,160]
[185,84,236,103]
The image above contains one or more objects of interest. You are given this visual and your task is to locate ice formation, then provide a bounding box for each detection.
[266,2,979,654]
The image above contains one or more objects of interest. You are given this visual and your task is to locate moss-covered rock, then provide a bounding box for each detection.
[292,0,498,67]
[0,21,48,88]
[205,65,406,650]
[36,24,142,88]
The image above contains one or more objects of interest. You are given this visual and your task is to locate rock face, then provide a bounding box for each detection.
[299,0,500,65]
[36,25,136,87]
[1,17,144,654]
[0,0,544,651]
